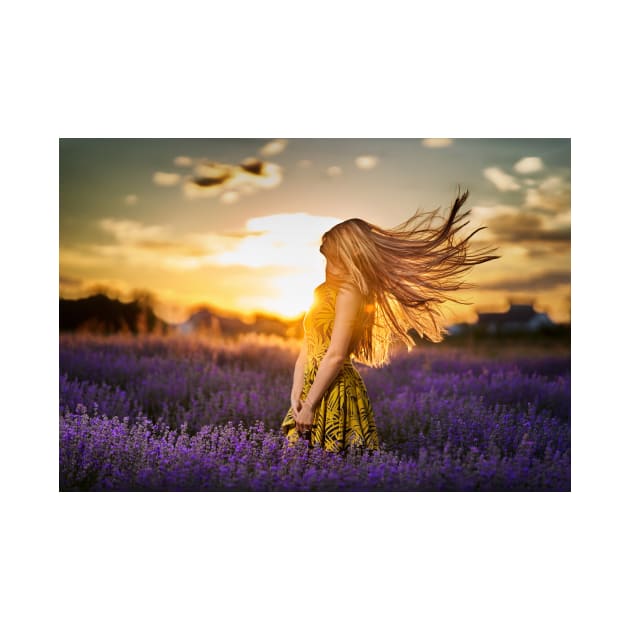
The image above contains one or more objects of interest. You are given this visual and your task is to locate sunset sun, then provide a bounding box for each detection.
[211,212,340,318]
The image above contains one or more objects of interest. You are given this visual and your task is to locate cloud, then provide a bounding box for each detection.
[220,229,268,238]
[62,218,240,271]
[483,166,521,191]
[59,274,136,300]
[213,213,341,268]
[326,166,342,177]
[220,191,240,205]
[259,139,288,156]
[468,204,570,244]
[485,211,542,239]
[124,194,138,206]
[355,155,379,170]
[182,158,283,200]
[524,175,571,213]
[62,213,343,275]
[59,275,83,288]
[60,213,345,318]
[60,247,111,269]
[469,204,520,222]
[98,218,170,244]
[209,213,344,315]
[480,270,570,292]
[297,159,313,168]
[174,156,193,167]
[513,156,545,174]
[463,205,569,289]
[495,243,530,258]
[130,240,210,256]
[153,172,182,187]
[486,211,570,243]
[421,138,453,148]
[524,242,571,257]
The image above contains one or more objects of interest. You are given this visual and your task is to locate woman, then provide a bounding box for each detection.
[280,187,500,454]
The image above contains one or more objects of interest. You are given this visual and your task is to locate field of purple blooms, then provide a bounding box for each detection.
[59,332,570,491]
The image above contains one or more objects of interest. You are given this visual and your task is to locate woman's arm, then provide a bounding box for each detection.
[291,337,308,400]
[302,283,362,410]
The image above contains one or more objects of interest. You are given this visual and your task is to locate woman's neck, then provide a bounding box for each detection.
[325,271,345,285]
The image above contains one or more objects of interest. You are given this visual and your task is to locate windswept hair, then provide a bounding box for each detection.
[320,186,501,367]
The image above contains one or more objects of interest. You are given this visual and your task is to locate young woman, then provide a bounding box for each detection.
[280,188,500,453]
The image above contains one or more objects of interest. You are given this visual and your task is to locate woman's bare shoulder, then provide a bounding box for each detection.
[325,277,365,300]
[335,281,364,303]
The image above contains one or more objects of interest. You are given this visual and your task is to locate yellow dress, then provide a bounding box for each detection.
[281,280,380,453]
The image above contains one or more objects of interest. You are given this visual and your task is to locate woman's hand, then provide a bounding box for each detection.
[294,402,315,435]
[290,393,302,418]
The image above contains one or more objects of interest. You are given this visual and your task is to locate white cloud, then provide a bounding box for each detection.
[174,156,193,167]
[259,139,288,156]
[355,155,379,170]
[469,204,520,221]
[524,175,571,212]
[499,243,530,258]
[124,194,138,206]
[153,172,182,187]
[421,138,453,148]
[97,219,170,244]
[483,166,521,191]
[326,166,342,177]
[514,156,545,174]
[297,159,313,168]
[220,191,240,205]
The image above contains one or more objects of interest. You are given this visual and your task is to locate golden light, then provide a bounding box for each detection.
[211,212,342,318]
[254,272,324,319]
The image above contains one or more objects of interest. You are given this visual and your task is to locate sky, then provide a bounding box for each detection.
[59,138,570,325]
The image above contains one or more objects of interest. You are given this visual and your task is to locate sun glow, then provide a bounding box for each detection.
[259,270,325,318]
[210,212,342,318]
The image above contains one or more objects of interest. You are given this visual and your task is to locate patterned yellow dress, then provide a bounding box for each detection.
[280,279,380,453]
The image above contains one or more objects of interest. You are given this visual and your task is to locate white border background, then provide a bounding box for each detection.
[3,0,627,628]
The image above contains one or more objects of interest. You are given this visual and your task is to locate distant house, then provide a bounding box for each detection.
[474,302,555,334]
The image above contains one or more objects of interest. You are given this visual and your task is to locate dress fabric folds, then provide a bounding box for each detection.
[281,280,380,453]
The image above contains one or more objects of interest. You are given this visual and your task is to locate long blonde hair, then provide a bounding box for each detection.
[320,187,501,367]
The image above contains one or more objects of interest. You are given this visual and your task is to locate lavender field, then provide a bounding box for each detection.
[59,332,570,491]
